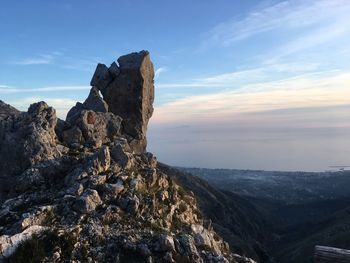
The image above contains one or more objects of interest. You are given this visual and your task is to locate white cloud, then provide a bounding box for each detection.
[264,18,350,63]
[12,52,99,71]
[153,71,350,124]
[14,54,55,65]
[201,0,350,49]
[155,67,168,79]
[0,85,90,94]
[157,62,320,89]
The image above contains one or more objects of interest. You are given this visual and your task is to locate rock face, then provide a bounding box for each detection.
[90,50,154,153]
[0,102,60,197]
[0,51,256,263]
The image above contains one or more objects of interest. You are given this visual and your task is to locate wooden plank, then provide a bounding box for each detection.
[314,245,350,263]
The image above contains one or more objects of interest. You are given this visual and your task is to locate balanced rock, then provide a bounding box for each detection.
[90,50,154,153]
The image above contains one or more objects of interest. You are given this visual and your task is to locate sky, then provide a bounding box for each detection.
[0,0,350,171]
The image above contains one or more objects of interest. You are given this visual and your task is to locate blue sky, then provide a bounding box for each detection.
[1,0,350,171]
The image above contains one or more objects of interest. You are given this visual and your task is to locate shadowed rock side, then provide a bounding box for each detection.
[0,51,256,263]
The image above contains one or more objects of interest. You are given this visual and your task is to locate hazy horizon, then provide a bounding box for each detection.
[1,0,349,171]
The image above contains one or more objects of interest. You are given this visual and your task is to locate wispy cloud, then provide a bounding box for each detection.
[153,71,350,124]
[12,51,99,71]
[155,67,168,79]
[263,18,350,63]
[157,62,320,89]
[0,85,90,94]
[14,54,55,65]
[201,0,350,49]
[59,56,99,71]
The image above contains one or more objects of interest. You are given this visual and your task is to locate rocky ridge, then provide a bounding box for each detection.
[0,51,256,263]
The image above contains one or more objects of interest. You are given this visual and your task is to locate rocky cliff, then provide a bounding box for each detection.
[0,51,256,263]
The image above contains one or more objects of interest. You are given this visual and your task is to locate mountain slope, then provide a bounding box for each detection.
[159,164,273,263]
[180,167,350,263]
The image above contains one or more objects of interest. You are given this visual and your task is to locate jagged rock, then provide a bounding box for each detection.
[21,206,54,230]
[117,194,140,214]
[174,234,202,262]
[109,62,120,77]
[0,100,20,120]
[66,110,122,147]
[102,181,124,199]
[145,152,158,168]
[66,102,84,124]
[86,145,110,174]
[155,234,176,252]
[0,102,60,196]
[62,126,83,146]
[90,63,112,91]
[83,87,108,113]
[156,190,169,201]
[191,224,221,254]
[91,50,154,153]
[65,182,84,197]
[89,174,107,189]
[110,143,131,168]
[129,175,144,191]
[74,189,102,213]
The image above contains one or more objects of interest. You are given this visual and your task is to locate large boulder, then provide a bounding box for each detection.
[0,102,60,195]
[63,109,122,147]
[90,50,154,153]
[74,189,102,214]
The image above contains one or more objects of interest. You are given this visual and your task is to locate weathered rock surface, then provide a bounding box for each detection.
[0,51,256,263]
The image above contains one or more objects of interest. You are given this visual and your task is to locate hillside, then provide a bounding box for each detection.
[179,167,350,263]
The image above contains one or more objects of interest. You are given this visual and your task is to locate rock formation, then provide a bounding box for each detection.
[0,51,256,263]
[90,50,154,153]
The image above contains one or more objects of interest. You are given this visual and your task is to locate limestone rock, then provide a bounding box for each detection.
[0,102,60,195]
[102,181,124,199]
[117,194,140,215]
[174,234,201,262]
[86,145,111,174]
[90,63,111,89]
[74,189,102,214]
[91,50,154,153]
[83,87,108,113]
[64,110,122,147]
[62,126,84,146]
[110,143,131,168]
[0,225,48,258]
